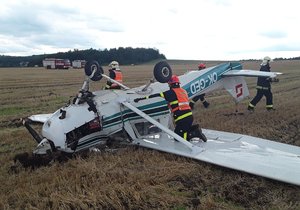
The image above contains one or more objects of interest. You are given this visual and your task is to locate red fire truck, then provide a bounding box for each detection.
[42,58,71,69]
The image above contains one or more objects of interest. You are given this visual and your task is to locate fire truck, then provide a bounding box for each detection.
[42,58,71,69]
[72,60,86,69]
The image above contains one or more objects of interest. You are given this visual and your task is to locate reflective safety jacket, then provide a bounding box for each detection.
[106,69,123,89]
[168,88,190,112]
[144,87,192,123]
[159,87,192,123]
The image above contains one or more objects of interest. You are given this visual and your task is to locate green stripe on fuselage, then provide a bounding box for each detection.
[102,100,168,128]
[183,62,242,97]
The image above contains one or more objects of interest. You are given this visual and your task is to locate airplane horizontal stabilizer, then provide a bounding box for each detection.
[223,70,282,78]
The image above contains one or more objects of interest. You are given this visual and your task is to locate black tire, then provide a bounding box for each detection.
[153,61,172,83]
[84,61,103,81]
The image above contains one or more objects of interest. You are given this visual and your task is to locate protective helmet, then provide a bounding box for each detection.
[263,56,272,62]
[198,63,206,70]
[109,61,120,70]
[168,75,180,85]
[261,56,273,65]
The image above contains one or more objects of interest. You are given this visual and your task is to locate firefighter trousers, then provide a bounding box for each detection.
[250,88,273,107]
[174,115,193,140]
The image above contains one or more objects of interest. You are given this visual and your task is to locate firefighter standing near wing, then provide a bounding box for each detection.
[134,75,207,142]
[248,56,276,111]
[189,63,210,109]
[105,61,123,89]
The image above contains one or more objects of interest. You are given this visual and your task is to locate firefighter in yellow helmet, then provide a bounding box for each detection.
[248,56,276,111]
[105,61,123,89]
[134,75,207,142]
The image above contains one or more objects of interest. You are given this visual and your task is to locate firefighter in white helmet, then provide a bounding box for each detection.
[248,56,277,111]
[105,61,123,89]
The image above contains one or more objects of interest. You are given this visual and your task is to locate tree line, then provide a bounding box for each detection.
[0,47,166,67]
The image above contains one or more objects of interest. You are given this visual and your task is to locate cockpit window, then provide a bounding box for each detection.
[134,121,161,136]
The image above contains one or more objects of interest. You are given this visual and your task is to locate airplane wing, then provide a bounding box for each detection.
[28,114,53,123]
[121,101,300,186]
[134,129,300,186]
[222,70,282,78]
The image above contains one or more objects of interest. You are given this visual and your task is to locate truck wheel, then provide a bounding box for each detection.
[153,61,172,83]
[84,61,103,81]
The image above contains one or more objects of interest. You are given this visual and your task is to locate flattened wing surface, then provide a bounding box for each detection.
[122,100,300,186]
[134,129,300,186]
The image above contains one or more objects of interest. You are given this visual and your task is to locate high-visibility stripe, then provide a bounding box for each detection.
[248,103,255,108]
[183,132,187,140]
[170,100,178,105]
[178,102,189,106]
[175,112,192,122]
[266,105,273,108]
[160,92,164,98]
[256,86,270,90]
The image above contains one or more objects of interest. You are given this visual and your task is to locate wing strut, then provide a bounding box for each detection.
[120,101,202,153]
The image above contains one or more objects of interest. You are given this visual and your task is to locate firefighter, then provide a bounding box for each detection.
[134,75,207,142]
[189,63,210,109]
[105,61,123,89]
[248,56,276,111]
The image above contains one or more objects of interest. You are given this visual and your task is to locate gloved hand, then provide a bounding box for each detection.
[134,98,144,103]
[203,101,210,108]
[271,78,279,82]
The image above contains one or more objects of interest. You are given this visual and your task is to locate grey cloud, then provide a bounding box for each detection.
[262,44,300,52]
[85,15,124,32]
[0,1,124,55]
[207,0,232,7]
[0,13,50,37]
[0,1,81,37]
[31,32,95,48]
[260,30,287,39]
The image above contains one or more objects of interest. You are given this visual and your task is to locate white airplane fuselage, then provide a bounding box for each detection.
[40,62,242,154]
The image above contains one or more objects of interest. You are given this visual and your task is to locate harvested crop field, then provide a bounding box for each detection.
[0,60,300,209]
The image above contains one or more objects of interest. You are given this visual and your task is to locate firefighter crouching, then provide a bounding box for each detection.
[134,75,207,142]
[105,61,123,89]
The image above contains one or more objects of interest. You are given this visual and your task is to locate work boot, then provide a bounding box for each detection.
[190,125,207,142]
[247,105,254,112]
[203,101,210,108]
[199,132,207,142]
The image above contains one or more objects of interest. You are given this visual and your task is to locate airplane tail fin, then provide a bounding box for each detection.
[222,76,249,103]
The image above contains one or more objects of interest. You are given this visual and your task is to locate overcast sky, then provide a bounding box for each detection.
[1,0,299,60]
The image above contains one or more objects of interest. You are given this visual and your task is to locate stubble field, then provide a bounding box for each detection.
[0,60,299,209]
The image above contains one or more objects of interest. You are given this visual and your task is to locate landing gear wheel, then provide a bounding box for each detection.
[153,61,173,83]
[84,61,104,81]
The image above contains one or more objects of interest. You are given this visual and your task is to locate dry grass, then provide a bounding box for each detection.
[0,60,300,209]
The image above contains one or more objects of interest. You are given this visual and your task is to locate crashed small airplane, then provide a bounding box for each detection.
[18,60,300,186]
